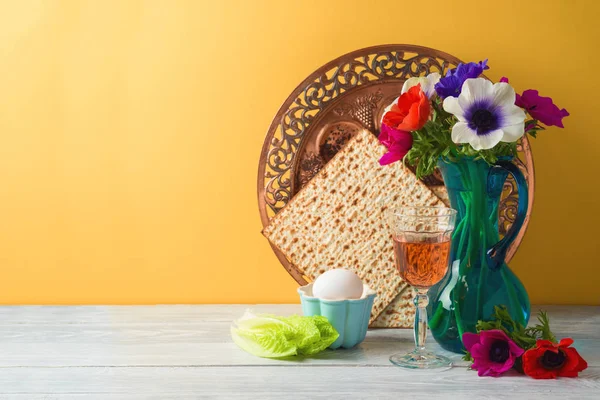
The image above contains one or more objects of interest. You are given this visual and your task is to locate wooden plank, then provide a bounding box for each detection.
[0,305,597,367]
[0,304,301,323]
[0,366,597,399]
[0,305,597,398]
[0,304,596,325]
[0,330,597,368]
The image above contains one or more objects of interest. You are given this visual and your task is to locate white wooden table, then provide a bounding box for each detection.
[0,305,598,399]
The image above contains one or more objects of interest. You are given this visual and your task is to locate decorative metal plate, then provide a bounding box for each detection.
[258,45,534,286]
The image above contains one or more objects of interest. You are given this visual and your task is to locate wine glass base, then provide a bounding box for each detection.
[389,350,453,370]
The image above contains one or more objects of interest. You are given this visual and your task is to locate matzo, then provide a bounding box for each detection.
[371,285,415,328]
[262,129,444,323]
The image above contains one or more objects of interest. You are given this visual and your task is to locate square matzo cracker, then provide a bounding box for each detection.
[262,129,443,323]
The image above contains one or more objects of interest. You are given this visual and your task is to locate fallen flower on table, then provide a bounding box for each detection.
[462,306,588,379]
[462,329,524,377]
[522,338,588,379]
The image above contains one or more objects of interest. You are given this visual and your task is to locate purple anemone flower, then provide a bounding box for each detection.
[443,78,526,150]
[463,329,525,377]
[435,59,489,98]
[516,90,569,128]
[378,123,413,165]
[497,78,569,128]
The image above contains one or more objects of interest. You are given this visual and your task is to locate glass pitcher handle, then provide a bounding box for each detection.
[486,160,529,271]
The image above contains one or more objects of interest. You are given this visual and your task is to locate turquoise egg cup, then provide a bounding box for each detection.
[298,283,376,349]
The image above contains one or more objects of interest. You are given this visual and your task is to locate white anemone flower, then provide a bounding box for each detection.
[443,78,526,150]
[401,72,440,98]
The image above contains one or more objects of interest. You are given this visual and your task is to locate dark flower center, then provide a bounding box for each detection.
[469,108,499,135]
[541,350,566,370]
[489,340,510,363]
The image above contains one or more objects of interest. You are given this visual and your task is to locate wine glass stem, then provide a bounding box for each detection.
[414,289,429,352]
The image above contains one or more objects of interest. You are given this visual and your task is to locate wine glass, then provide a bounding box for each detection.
[386,206,457,369]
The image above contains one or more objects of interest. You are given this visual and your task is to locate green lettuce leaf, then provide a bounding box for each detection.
[231,326,298,358]
[231,311,339,358]
[300,315,339,355]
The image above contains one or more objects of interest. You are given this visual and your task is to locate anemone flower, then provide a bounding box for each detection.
[434,60,489,98]
[523,338,587,379]
[378,123,413,165]
[498,78,569,128]
[382,85,430,132]
[463,330,524,377]
[443,78,526,150]
[516,90,570,128]
[401,72,440,99]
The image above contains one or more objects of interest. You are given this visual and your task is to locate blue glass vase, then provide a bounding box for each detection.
[427,157,531,353]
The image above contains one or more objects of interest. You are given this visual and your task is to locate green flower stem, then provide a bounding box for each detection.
[501,266,521,322]
[431,159,530,352]
[428,301,445,331]
[479,162,495,321]
[448,161,476,341]
[468,161,485,324]
[453,290,466,341]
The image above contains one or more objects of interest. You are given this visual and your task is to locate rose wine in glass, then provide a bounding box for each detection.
[393,238,451,289]
[387,206,456,369]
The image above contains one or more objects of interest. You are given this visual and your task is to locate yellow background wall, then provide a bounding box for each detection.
[0,0,598,305]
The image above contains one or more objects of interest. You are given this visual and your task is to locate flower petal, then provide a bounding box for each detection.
[470,343,488,360]
[469,129,504,150]
[558,338,575,348]
[450,122,476,144]
[379,151,403,165]
[451,122,505,149]
[500,122,525,143]
[573,348,589,373]
[499,104,526,126]
[443,96,466,120]
[381,96,400,118]
[401,77,421,95]
[494,353,517,375]
[462,332,481,352]
[507,339,525,357]
[397,102,422,131]
[388,140,412,156]
[492,82,516,109]
[479,330,512,349]
[378,124,391,147]
[517,89,570,127]
[558,347,582,376]
[479,329,512,341]
[523,348,559,379]
[536,340,555,349]
[424,73,441,97]
[460,78,494,106]
[377,125,413,166]
[412,72,442,98]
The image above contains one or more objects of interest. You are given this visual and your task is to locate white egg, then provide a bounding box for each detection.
[312,268,364,300]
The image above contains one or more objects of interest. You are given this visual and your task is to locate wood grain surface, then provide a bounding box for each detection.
[0,305,598,399]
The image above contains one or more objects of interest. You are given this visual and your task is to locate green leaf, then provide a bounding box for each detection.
[405,113,520,178]
[275,315,321,351]
[301,315,340,355]
[524,310,557,343]
[473,306,557,351]
[231,326,298,358]
[537,311,557,343]
[231,311,339,358]
[462,351,474,362]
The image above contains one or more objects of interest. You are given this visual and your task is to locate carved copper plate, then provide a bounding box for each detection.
[258,45,534,286]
